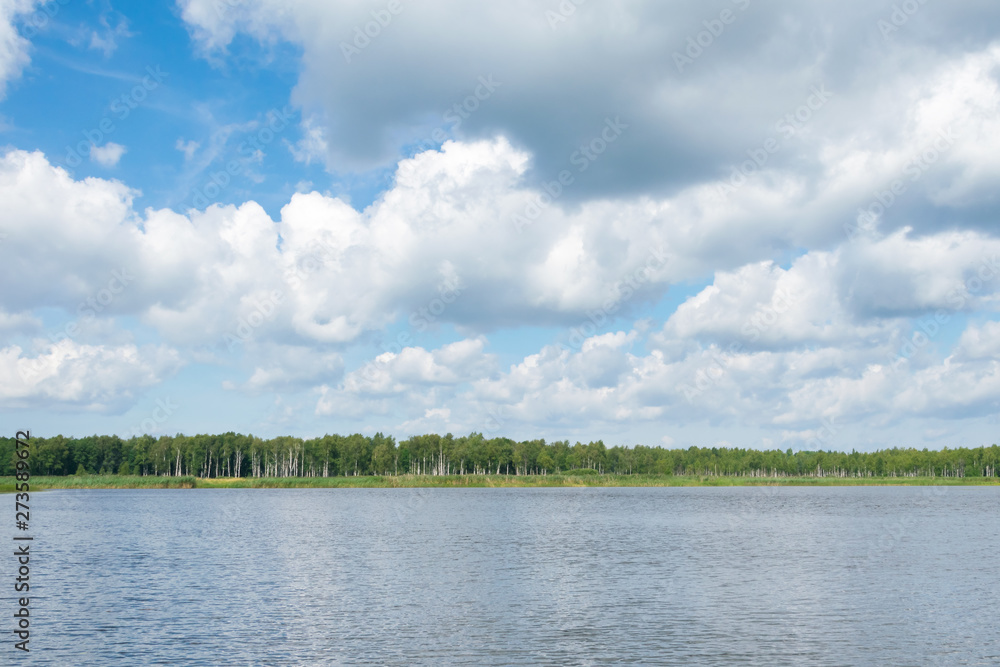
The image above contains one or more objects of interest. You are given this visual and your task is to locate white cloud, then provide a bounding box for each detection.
[331,338,495,397]
[397,407,458,436]
[87,12,132,57]
[953,321,1000,361]
[0,339,182,411]
[451,319,1000,439]
[656,228,1000,361]
[287,114,328,166]
[227,343,344,393]
[658,255,863,351]
[4,43,1000,434]
[774,353,1000,427]
[5,38,999,353]
[175,138,200,161]
[0,306,39,333]
[314,338,496,421]
[90,142,127,167]
[173,0,1000,225]
[0,0,39,100]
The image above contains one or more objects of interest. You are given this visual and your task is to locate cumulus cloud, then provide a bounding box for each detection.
[2,122,999,433]
[4,27,1000,438]
[323,338,494,398]
[4,34,998,351]
[657,228,1000,354]
[442,319,1000,441]
[950,321,1000,362]
[397,407,459,436]
[0,306,39,334]
[176,0,1000,215]
[775,353,1000,427]
[0,140,678,350]
[225,344,344,393]
[0,340,182,411]
[314,338,496,421]
[657,255,864,352]
[837,228,1000,317]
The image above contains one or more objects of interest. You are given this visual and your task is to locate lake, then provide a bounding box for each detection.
[7,486,999,665]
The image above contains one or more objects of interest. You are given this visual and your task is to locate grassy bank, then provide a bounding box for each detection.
[3,474,1000,492]
[0,475,198,492]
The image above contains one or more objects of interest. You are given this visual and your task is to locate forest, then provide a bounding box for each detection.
[2,431,998,479]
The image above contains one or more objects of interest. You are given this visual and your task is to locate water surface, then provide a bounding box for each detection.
[7,486,999,665]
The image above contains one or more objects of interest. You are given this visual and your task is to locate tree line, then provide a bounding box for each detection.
[2,431,998,479]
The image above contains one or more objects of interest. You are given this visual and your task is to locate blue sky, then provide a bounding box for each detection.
[2,0,1000,451]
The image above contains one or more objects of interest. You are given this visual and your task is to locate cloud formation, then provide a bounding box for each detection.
[0,0,40,99]
[1,2,999,449]
[90,142,126,167]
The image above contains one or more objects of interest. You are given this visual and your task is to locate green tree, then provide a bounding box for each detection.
[537,450,554,474]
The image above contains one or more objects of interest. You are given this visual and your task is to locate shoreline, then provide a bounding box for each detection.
[4,474,1000,492]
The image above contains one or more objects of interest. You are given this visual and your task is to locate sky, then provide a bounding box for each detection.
[0,0,999,452]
